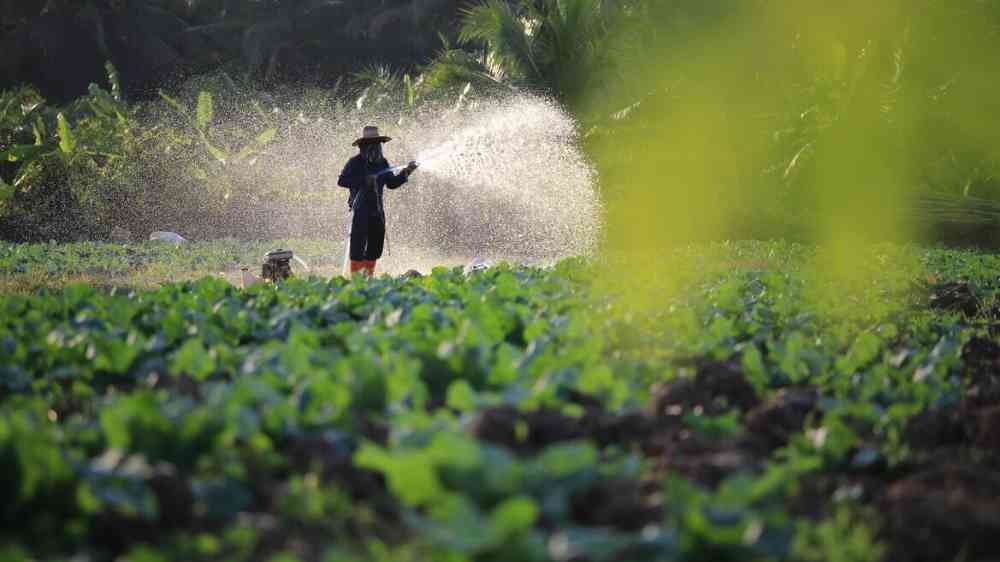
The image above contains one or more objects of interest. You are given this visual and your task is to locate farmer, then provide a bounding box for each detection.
[338,126,418,277]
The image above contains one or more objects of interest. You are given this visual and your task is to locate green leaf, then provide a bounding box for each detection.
[456,82,473,109]
[427,432,481,468]
[0,144,49,163]
[203,138,229,164]
[536,442,597,477]
[355,444,443,506]
[123,546,170,562]
[489,495,539,537]
[404,74,417,108]
[422,494,494,552]
[235,145,256,163]
[494,271,519,299]
[170,338,215,380]
[105,61,122,101]
[196,91,214,130]
[158,90,188,115]
[835,332,882,374]
[32,117,45,144]
[94,335,143,375]
[190,166,209,181]
[57,112,76,154]
[256,128,276,145]
[0,178,14,204]
[445,379,476,411]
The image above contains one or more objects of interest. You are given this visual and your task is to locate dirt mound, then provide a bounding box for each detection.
[962,337,1000,411]
[961,336,1000,372]
[472,361,768,488]
[654,435,765,488]
[745,387,821,451]
[570,479,663,531]
[286,431,386,501]
[470,406,588,453]
[648,358,760,418]
[972,405,1000,450]
[929,281,980,316]
[882,464,1000,562]
[904,407,967,450]
[148,466,196,529]
[470,403,659,454]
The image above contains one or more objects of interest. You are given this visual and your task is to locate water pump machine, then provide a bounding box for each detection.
[261,249,294,282]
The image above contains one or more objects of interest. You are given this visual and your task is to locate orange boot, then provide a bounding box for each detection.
[363,260,377,277]
[350,260,366,276]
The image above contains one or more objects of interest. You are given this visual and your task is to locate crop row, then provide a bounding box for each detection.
[1,243,999,561]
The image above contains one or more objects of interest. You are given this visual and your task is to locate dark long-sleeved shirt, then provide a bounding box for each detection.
[337,155,408,216]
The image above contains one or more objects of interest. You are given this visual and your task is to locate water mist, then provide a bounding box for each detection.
[135,90,602,273]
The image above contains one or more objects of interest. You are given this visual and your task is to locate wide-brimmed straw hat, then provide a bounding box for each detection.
[352,125,392,146]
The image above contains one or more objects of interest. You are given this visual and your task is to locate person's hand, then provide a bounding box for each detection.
[402,161,418,177]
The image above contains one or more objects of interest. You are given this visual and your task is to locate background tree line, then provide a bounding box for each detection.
[4,0,1000,245]
[1,0,463,101]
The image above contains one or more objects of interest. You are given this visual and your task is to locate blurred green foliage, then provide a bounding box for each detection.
[583,0,1000,249]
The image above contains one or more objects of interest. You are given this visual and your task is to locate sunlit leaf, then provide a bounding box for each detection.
[56,113,76,154]
[196,91,214,130]
[158,90,188,115]
[256,128,276,145]
[170,338,215,380]
[489,495,539,536]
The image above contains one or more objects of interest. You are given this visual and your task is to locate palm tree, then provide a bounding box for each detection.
[458,0,541,84]
[530,0,612,97]
[438,0,613,100]
[422,34,511,94]
[2,0,468,100]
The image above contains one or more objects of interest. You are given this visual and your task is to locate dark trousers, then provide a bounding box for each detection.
[350,212,385,261]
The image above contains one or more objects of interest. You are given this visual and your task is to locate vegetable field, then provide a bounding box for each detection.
[2,241,1000,562]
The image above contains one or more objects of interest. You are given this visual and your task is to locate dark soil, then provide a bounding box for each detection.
[881,464,1000,562]
[973,405,1000,450]
[650,432,766,488]
[468,352,1000,562]
[745,387,821,451]
[961,336,1000,373]
[879,334,1000,561]
[473,360,786,488]
[929,281,981,316]
[962,337,1000,411]
[904,407,967,450]
[285,432,386,501]
[908,336,1000,452]
[788,472,889,520]
[148,465,196,529]
[570,479,663,531]
[647,358,760,418]
[470,406,589,453]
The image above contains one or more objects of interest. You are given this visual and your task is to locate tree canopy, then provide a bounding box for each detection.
[1,0,464,101]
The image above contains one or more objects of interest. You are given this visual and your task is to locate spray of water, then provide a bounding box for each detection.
[136,91,601,273]
[382,95,601,262]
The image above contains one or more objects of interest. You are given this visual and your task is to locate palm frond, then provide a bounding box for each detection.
[458,0,539,83]
[422,45,509,93]
[352,63,403,92]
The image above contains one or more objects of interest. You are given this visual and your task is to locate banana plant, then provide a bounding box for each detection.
[155,88,277,203]
[157,89,277,167]
[0,63,139,208]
